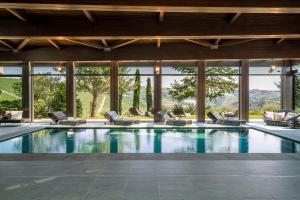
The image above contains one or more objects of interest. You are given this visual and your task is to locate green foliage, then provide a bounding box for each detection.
[133,69,141,109]
[118,67,134,114]
[184,103,196,115]
[0,100,22,114]
[168,67,239,102]
[146,77,153,112]
[76,67,110,117]
[76,98,83,117]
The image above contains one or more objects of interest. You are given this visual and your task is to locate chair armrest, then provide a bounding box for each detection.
[288,114,300,122]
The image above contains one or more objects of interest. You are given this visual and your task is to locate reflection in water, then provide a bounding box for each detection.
[0,128,299,153]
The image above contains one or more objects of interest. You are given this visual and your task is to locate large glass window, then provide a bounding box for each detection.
[293,63,300,112]
[161,62,197,120]
[0,64,23,114]
[205,61,240,118]
[249,60,283,120]
[118,61,154,120]
[32,62,67,119]
[75,62,110,119]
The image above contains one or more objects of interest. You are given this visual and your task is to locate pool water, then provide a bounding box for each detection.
[0,128,299,153]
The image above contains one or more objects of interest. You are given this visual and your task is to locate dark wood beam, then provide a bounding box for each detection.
[0,39,14,50]
[275,38,285,45]
[82,10,95,23]
[153,61,161,115]
[1,15,299,40]
[64,38,103,50]
[1,1,300,13]
[0,47,10,51]
[111,39,138,50]
[66,62,75,117]
[47,39,61,50]
[228,13,242,24]
[5,8,28,23]
[197,60,205,122]
[221,39,257,47]
[185,39,211,47]
[1,40,300,61]
[15,38,30,51]
[240,60,249,121]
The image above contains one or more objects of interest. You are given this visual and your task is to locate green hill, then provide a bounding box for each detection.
[0,77,21,101]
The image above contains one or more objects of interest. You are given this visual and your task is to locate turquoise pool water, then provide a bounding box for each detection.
[0,128,299,153]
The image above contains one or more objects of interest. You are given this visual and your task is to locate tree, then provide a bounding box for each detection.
[133,69,141,109]
[146,77,153,112]
[168,66,239,102]
[118,67,134,115]
[76,67,110,117]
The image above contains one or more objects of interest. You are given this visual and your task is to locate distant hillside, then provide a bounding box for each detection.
[0,77,21,101]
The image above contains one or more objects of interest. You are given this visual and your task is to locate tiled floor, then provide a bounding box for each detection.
[1,122,300,199]
[1,160,300,200]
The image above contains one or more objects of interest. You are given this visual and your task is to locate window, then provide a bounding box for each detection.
[0,64,22,115]
[32,62,67,119]
[205,61,240,118]
[293,63,300,112]
[249,60,283,120]
[161,62,197,120]
[118,61,154,120]
[75,62,110,119]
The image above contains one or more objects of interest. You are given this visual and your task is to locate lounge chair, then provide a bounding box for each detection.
[155,111,192,126]
[263,110,298,127]
[48,112,86,126]
[0,111,24,126]
[104,111,139,126]
[288,114,300,129]
[207,111,246,126]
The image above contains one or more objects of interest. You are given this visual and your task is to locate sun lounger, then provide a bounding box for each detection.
[48,111,86,126]
[155,111,192,126]
[0,111,24,126]
[207,111,246,126]
[104,111,139,126]
[263,110,296,127]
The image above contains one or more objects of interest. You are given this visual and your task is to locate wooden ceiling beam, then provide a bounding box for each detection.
[159,11,164,23]
[111,39,139,50]
[1,16,299,40]
[1,40,300,61]
[0,39,14,50]
[185,39,211,47]
[64,38,103,50]
[5,8,28,23]
[1,1,300,13]
[215,38,222,45]
[157,38,161,48]
[47,39,61,50]
[275,38,285,45]
[221,39,258,47]
[82,10,95,23]
[15,38,30,51]
[101,39,108,47]
[228,13,242,24]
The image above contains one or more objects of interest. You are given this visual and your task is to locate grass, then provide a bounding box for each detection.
[0,77,21,101]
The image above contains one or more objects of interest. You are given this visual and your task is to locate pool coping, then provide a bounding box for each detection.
[0,153,300,161]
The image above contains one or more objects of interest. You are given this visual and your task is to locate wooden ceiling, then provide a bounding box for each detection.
[0,1,300,61]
